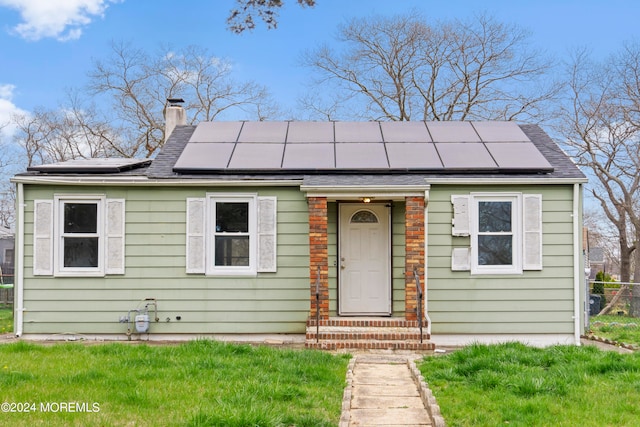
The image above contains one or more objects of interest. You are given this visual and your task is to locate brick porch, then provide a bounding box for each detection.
[305,196,432,350]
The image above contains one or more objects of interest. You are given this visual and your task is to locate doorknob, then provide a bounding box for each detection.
[340,257,346,269]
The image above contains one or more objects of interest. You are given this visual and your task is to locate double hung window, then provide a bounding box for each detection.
[186,194,277,276]
[473,195,520,274]
[211,197,254,272]
[451,193,542,275]
[33,195,125,277]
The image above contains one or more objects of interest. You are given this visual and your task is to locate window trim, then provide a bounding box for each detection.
[53,194,105,277]
[470,193,522,275]
[205,193,257,276]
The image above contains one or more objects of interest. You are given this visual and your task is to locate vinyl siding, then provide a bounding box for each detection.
[427,184,578,335]
[21,185,310,335]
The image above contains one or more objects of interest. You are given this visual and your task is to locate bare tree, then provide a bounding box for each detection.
[0,122,25,228]
[300,13,560,122]
[558,45,640,316]
[227,0,315,33]
[584,208,620,277]
[12,97,117,166]
[86,42,277,158]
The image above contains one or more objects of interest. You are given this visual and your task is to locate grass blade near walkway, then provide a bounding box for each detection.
[0,340,350,426]
[0,307,11,334]
[419,342,640,426]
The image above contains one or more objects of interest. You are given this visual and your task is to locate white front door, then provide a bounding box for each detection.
[339,203,391,315]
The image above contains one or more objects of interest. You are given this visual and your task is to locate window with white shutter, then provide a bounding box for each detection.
[105,199,126,275]
[33,200,53,276]
[450,192,543,275]
[523,194,543,270]
[34,195,125,277]
[451,195,470,236]
[186,198,206,274]
[186,194,277,276]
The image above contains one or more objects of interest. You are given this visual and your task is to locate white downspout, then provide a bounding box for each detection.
[424,190,431,336]
[573,183,581,345]
[15,182,24,337]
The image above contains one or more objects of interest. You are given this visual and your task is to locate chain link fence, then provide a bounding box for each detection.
[588,281,640,348]
[0,262,13,306]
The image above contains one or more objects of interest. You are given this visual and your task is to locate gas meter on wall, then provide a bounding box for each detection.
[135,313,150,333]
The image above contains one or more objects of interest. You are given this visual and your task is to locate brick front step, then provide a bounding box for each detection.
[305,340,435,351]
[307,332,427,341]
[305,317,433,351]
[307,318,423,328]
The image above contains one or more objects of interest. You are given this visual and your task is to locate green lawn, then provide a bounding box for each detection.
[590,315,640,347]
[0,340,350,426]
[420,342,640,426]
[0,306,11,334]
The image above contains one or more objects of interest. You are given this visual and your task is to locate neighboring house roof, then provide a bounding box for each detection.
[0,227,13,239]
[14,121,587,185]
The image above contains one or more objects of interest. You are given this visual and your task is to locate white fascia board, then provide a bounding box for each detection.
[425,177,588,185]
[11,176,303,187]
[302,184,430,200]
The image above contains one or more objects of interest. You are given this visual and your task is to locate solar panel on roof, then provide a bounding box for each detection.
[471,121,531,142]
[435,142,497,169]
[228,143,284,169]
[380,121,432,142]
[189,121,243,142]
[334,122,382,142]
[386,143,443,169]
[282,143,335,169]
[173,143,234,170]
[237,121,288,143]
[485,142,552,171]
[287,122,334,143]
[426,122,481,142]
[335,143,388,168]
[27,158,151,173]
[171,121,555,175]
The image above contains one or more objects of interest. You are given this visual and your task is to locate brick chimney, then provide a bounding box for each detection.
[164,98,186,143]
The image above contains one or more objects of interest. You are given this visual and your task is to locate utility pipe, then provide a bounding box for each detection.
[15,182,24,337]
[573,183,581,345]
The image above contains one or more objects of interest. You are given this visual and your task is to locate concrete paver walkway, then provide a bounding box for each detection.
[342,354,437,426]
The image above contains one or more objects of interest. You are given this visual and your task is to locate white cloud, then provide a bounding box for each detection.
[0,0,120,41]
[0,84,28,139]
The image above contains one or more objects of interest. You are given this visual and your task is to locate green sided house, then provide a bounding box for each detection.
[11,107,587,349]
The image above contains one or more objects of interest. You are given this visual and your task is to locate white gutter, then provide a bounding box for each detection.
[425,177,588,185]
[15,182,24,337]
[573,183,581,345]
[11,176,303,187]
[424,189,432,336]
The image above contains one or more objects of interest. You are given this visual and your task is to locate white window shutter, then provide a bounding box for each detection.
[451,247,471,271]
[186,198,206,274]
[105,199,125,274]
[523,194,543,270]
[451,195,470,236]
[33,200,54,276]
[257,196,277,272]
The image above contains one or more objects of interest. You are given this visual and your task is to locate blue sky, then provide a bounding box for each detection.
[1,0,640,135]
